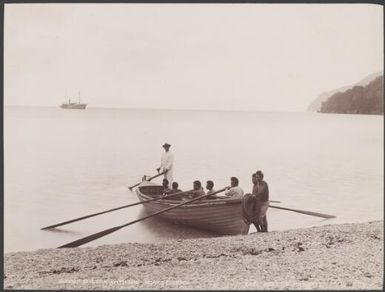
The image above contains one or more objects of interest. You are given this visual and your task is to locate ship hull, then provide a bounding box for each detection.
[60,103,87,109]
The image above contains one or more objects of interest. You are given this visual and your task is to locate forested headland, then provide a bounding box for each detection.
[319,75,383,115]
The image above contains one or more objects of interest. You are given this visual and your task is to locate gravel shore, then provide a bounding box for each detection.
[4,221,383,290]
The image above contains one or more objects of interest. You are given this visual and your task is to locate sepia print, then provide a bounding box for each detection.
[3,2,383,290]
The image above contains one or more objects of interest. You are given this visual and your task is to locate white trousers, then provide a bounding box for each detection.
[163,169,173,185]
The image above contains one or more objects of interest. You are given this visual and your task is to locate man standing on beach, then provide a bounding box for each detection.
[242,172,269,232]
[254,170,269,232]
[157,143,174,185]
[245,173,262,232]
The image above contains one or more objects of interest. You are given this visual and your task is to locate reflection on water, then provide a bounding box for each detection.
[4,107,383,252]
[137,208,218,240]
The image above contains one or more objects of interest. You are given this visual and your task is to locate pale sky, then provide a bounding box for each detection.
[4,3,383,111]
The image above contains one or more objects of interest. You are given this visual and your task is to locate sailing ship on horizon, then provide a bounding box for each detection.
[61,89,87,110]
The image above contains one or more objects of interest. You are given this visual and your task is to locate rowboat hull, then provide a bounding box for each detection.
[136,182,249,235]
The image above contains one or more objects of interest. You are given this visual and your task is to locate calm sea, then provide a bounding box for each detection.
[4,106,383,252]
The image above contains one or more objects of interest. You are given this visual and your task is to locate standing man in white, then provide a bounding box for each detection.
[157,143,174,185]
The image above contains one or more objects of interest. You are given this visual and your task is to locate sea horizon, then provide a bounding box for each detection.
[4,104,385,116]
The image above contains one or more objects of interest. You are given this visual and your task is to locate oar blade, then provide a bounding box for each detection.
[41,215,93,230]
[58,226,122,248]
[128,171,167,190]
[269,205,336,219]
[304,211,335,219]
[128,182,140,190]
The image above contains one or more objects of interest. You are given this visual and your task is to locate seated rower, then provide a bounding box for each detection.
[162,178,171,195]
[187,180,205,199]
[170,182,182,193]
[206,180,217,199]
[225,177,244,198]
[166,182,183,200]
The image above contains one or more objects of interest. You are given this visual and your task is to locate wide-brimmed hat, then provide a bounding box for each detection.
[162,143,171,148]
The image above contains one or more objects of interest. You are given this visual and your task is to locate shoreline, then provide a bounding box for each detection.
[4,221,383,290]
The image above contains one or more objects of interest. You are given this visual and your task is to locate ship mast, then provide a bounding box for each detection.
[65,88,70,104]
[78,89,81,104]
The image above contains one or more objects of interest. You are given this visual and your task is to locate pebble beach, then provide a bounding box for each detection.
[4,221,383,290]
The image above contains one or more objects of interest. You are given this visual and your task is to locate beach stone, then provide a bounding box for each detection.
[346,281,353,287]
[177,257,187,261]
[4,221,383,290]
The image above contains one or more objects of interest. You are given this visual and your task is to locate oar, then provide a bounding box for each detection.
[270,200,281,203]
[58,187,228,248]
[41,189,194,230]
[128,171,166,190]
[269,205,336,219]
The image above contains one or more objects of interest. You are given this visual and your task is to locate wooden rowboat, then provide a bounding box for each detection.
[136,181,250,235]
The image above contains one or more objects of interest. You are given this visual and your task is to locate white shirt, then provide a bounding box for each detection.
[225,186,244,198]
[160,150,174,184]
[160,150,174,171]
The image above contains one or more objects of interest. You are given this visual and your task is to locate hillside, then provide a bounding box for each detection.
[307,71,383,112]
[319,75,383,115]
